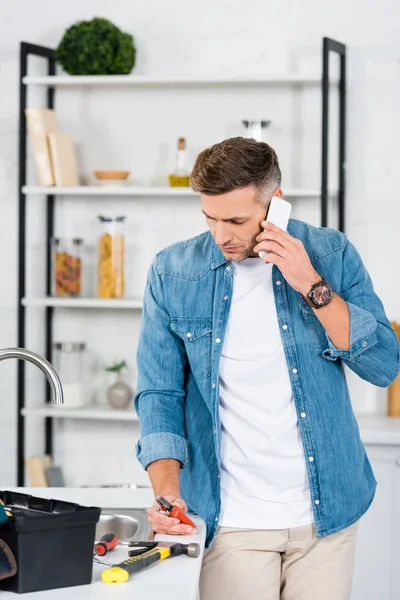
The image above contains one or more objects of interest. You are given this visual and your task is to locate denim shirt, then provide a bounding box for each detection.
[134,218,400,547]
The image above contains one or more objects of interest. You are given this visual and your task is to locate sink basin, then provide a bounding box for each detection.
[95,508,152,544]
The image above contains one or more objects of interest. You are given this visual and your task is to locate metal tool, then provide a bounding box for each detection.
[155,495,196,529]
[101,541,201,583]
[93,533,119,566]
[128,540,200,558]
[0,500,12,518]
[93,556,113,567]
[0,348,64,404]
[0,500,12,526]
[94,533,118,557]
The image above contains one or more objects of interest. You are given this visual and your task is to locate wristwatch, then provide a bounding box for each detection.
[303,279,334,309]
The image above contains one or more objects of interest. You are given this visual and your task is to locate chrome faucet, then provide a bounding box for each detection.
[0,347,64,404]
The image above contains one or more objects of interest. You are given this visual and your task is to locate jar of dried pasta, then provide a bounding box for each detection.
[51,238,83,297]
[97,216,126,299]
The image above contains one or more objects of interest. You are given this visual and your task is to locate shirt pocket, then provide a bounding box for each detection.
[299,301,329,357]
[170,317,213,382]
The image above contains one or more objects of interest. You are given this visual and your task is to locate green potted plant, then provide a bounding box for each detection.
[105,359,133,410]
[55,17,136,75]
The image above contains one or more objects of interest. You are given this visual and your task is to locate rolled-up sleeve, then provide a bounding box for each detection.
[322,238,400,387]
[134,259,188,470]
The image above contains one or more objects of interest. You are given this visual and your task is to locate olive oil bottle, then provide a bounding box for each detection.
[168,137,191,187]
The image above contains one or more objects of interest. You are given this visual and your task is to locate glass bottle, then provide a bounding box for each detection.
[51,237,83,297]
[53,342,87,408]
[168,137,191,187]
[97,216,126,299]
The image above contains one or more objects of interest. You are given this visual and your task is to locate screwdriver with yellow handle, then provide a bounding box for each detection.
[0,500,12,525]
[101,542,200,584]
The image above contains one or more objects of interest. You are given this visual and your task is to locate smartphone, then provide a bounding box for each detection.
[259,196,292,258]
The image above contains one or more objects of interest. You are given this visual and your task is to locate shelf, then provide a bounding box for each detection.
[22,185,198,197]
[22,297,143,309]
[22,74,328,87]
[22,185,325,198]
[21,405,139,421]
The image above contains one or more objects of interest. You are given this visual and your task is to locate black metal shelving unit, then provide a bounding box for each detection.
[18,42,56,486]
[16,37,346,485]
[321,37,347,231]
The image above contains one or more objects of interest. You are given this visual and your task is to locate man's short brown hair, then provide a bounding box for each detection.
[190,137,281,204]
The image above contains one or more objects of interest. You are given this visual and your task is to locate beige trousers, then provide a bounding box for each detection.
[200,521,359,600]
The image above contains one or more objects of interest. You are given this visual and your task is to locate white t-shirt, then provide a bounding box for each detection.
[218,257,314,529]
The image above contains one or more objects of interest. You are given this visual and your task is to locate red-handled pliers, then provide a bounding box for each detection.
[155,495,196,529]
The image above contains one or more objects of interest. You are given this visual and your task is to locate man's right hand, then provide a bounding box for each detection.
[147,495,197,536]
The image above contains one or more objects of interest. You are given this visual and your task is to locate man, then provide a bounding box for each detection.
[134,137,400,600]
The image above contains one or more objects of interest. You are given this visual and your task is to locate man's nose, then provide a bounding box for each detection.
[215,222,232,246]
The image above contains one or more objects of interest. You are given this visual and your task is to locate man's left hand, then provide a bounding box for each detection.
[254,221,321,296]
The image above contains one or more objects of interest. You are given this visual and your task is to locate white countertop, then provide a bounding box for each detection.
[0,487,205,600]
[2,416,400,598]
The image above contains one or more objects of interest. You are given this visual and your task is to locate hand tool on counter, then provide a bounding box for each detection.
[94,533,118,557]
[93,533,119,566]
[101,541,201,584]
[155,495,197,529]
[128,540,200,558]
[0,500,13,523]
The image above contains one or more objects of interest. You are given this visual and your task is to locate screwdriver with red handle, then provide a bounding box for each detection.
[94,533,119,557]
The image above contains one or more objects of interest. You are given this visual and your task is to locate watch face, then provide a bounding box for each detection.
[312,284,332,306]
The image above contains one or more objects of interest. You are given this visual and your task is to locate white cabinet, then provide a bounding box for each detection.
[352,445,400,600]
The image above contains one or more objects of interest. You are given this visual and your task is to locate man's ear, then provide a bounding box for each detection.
[273,188,283,198]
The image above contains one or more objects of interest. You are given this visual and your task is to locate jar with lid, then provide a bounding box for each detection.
[53,342,87,408]
[242,120,271,142]
[97,216,126,299]
[51,237,83,297]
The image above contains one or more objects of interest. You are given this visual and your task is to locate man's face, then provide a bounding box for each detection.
[201,185,280,262]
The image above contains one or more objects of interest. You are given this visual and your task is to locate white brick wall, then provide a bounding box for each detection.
[1,0,399,485]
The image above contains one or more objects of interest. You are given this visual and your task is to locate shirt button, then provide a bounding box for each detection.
[292,368,298,374]
[213,430,217,435]
[309,456,314,462]
[215,517,219,521]
[282,324,288,330]
[212,383,216,389]
[362,341,368,347]
[215,338,221,344]
[217,474,220,479]
[301,412,306,418]
[276,280,282,286]
[186,332,192,338]
[315,499,320,505]
[226,266,231,272]
[330,349,334,354]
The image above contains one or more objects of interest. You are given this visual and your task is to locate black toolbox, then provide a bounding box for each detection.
[0,490,101,594]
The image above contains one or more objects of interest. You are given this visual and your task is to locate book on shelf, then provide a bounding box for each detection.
[25,108,59,186]
[48,133,79,186]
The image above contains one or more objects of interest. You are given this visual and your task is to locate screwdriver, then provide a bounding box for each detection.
[94,533,118,557]
[0,499,13,518]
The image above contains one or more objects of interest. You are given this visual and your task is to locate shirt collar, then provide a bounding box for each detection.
[210,239,228,270]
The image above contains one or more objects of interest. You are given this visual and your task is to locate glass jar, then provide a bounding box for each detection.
[53,342,87,408]
[51,237,83,297]
[242,120,271,142]
[97,216,126,299]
